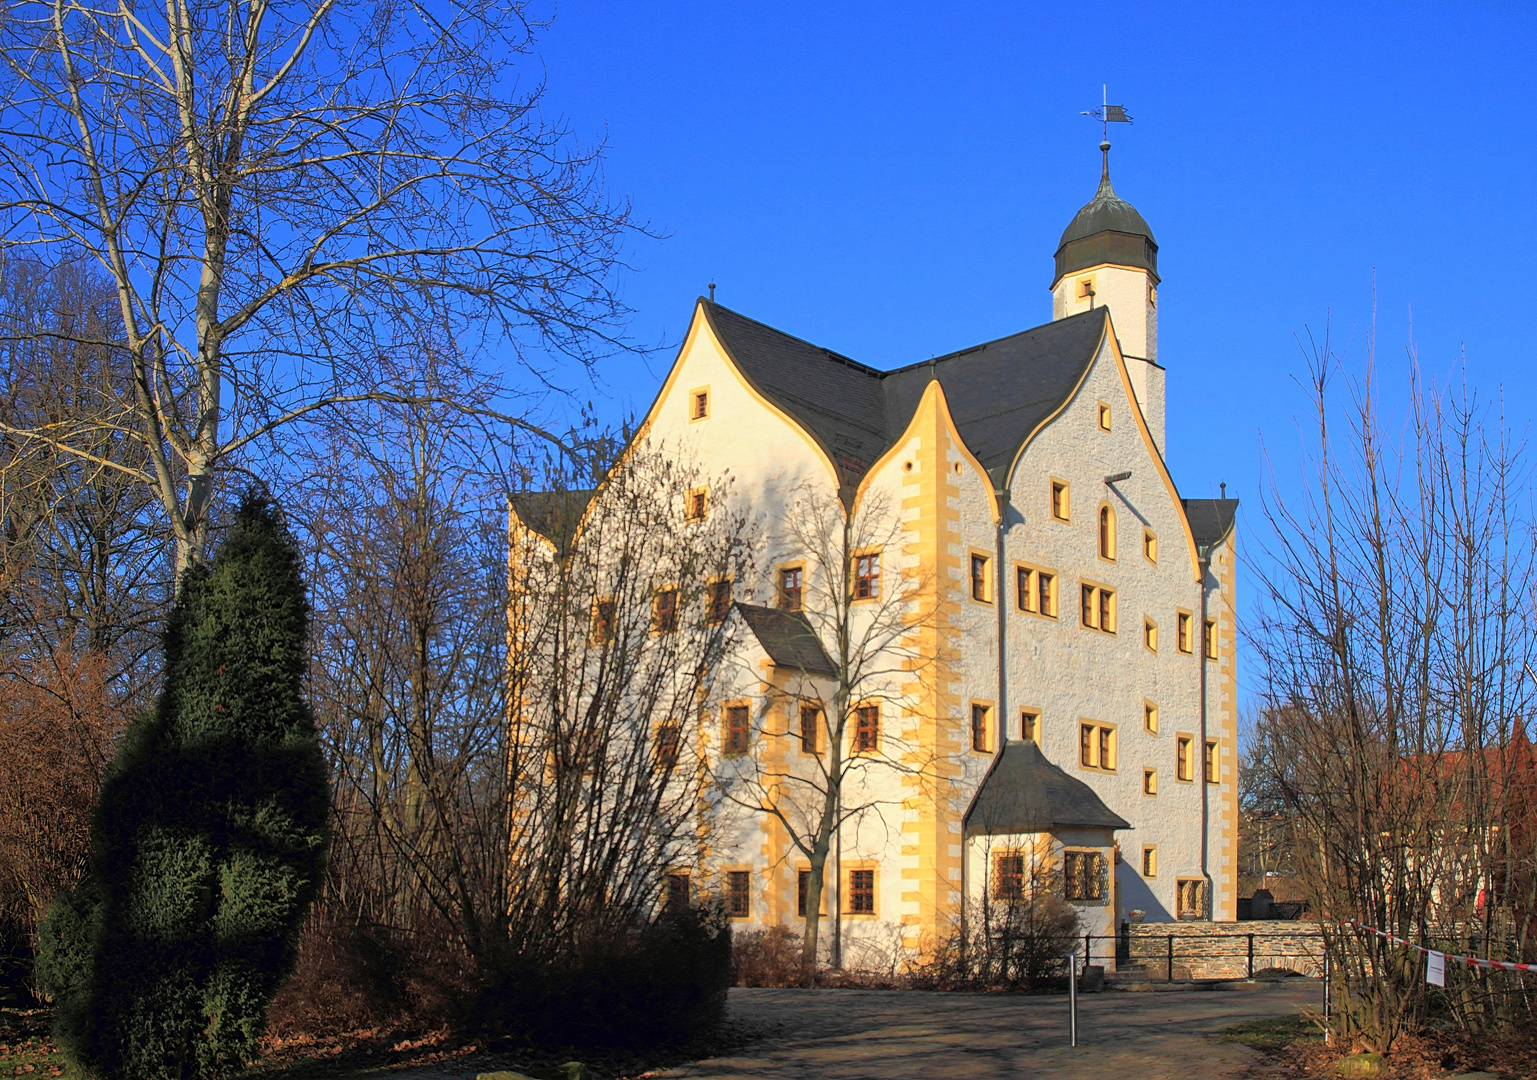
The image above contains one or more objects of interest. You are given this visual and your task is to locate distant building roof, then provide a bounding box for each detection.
[1182,498,1239,550]
[964,740,1131,836]
[735,603,836,676]
[703,300,1108,490]
[510,489,595,553]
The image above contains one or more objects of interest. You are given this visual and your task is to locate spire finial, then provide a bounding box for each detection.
[708,280,716,302]
[1100,140,1111,183]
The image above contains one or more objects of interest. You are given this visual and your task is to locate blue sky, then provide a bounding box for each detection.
[534,2,1537,703]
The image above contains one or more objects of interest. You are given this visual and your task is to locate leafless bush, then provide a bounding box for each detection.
[1255,325,1537,1048]
[731,926,803,988]
[907,882,1081,991]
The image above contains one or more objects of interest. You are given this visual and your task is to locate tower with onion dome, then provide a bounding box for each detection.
[1051,140,1165,453]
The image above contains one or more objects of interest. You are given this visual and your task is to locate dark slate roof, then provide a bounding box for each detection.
[734,603,836,676]
[964,740,1131,836]
[510,489,594,553]
[1182,498,1239,550]
[703,300,1108,489]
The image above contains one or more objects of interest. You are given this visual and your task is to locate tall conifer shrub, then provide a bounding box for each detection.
[38,493,329,1080]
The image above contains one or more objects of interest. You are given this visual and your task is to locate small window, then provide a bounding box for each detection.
[1144,701,1158,734]
[1097,402,1111,432]
[1143,767,1158,795]
[706,579,732,624]
[1176,735,1194,782]
[1143,617,1157,652]
[1063,851,1105,901]
[853,704,880,754]
[723,705,750,756]
[666,872,691,909]
[799,703,821,755]
[971,703,991,753]
[1099,505,1116,560]
[970,553,990,602]
[653,588,679,632]
[592,597,617,643]
[1177,878,1205,919]
[854,552,880,600]
[778,566,803,611]
[1020,709,1040,743]
[1080,584,1116,633]
[1142,846,1158,878]
[1143,529,1158,563]
[1148,283,1158,308]
[1176,612,1193,653]
[1076,276,1096,301]
[727,870,751,918]
[1205,739,1220,784]
[1205,618,1219,659]
[848,868,876,914]
[1078,721,1116,771]
[1051,480,1070,521]
[1019,566,1055,616]
[690,388,710,420]
[686,487,709,522]
[993,852,1026,901]
[654,721,681,770]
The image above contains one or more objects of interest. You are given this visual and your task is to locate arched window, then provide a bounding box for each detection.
[1099,505,1116,560]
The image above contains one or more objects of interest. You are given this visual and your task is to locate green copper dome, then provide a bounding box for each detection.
[1054,142,1158,285]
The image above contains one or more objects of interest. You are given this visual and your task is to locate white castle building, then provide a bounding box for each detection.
[512,142,1238,965]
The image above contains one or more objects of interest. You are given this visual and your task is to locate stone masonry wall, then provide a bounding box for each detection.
[1125,920,1324,979]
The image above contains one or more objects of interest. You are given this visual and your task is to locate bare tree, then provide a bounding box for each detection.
[1254,325,1537,1049]
[0,257,162,994]
[714,481,933,982]
[503,444,753,958]
[302,412,752,983]
[0,0,638,580]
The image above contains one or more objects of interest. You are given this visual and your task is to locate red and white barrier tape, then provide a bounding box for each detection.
[1346,919,1536,974]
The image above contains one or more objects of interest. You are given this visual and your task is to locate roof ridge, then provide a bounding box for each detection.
[882,307,1109,377]
[703,299,885,378]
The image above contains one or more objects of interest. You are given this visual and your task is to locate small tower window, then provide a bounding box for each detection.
[1148,283,1158,307]
[1097,402,1111,431]
[1077,276,1096,301]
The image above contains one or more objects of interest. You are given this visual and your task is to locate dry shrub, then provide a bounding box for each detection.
[265,909,466,1039]
[732,926,802,987]
[0,654,127,1001]
[907,893,1081,992]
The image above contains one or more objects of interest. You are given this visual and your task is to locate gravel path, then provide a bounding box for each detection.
[654,981,1318,1079]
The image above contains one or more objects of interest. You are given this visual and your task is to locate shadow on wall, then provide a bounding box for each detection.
[1115,860,1172,922]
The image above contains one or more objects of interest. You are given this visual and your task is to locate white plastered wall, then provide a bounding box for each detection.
[1052,265,1164,455]
[995,334,1232,925]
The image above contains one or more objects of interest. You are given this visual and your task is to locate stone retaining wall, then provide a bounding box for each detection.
[1124,920,1324,979]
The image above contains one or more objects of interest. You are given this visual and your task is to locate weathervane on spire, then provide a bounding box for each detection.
[1081,84,1133,141]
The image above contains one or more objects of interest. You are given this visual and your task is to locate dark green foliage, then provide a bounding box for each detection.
[471,908,732,1052]
[37,493,329,1079]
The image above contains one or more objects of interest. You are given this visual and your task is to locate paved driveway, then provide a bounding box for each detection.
[657,982,1319,1080]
